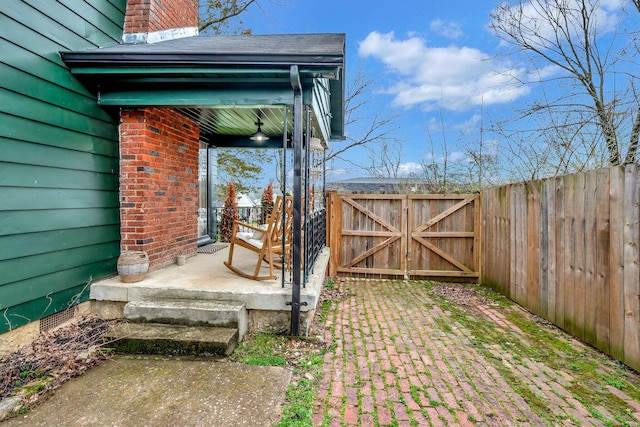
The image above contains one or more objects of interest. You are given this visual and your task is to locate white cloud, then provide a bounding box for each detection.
[422,150,469,165]
[358,31,532,111]
[326,167,349,178]
[429,19,463,40]
[453,114,482,132]
[448,151,467,162]
[397,162,423,176]
[492,0,623,49]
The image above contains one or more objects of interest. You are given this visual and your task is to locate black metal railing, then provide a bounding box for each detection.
[303,207,326,286]
[211,207,270,239]
[211,205,325,287]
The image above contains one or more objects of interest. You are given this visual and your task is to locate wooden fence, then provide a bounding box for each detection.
[482,165,640,372]
[326,192,480,279]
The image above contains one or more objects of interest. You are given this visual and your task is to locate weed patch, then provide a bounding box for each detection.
[425,282,640,426]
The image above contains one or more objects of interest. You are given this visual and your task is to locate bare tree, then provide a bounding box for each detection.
[492,106,610,182]
[326,70,400,163]
[198,0,268,34]
[490,0,640,166]
[418,107,470,193]
[365,139,404,178]
[457,109,501,191]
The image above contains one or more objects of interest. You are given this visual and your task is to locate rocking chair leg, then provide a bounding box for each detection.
[265,241,275,278]
[227,241,235,264]
[253,253,264,277]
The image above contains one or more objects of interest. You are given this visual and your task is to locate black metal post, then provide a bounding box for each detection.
[281,105,288,289]
[290,65,303,336]
[206,144,215,241]
[322,149,326,205]
[303,108,311,287]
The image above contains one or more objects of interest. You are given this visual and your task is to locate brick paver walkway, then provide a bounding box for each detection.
[312,279,640,426]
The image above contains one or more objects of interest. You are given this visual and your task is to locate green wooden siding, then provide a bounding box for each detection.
[0,0,126,333]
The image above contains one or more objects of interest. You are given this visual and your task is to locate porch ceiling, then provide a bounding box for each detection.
[178,105,294,149]
[60,33,346,147]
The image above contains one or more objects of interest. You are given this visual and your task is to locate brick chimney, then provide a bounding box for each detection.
[123,0,198,43]
[119,0,201,268]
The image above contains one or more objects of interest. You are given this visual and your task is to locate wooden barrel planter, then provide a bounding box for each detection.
[117,251,149,283]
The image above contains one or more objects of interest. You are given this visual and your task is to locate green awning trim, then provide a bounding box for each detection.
[97,88,298,107]
[61,33,346,145]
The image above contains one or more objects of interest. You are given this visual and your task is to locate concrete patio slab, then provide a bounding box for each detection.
[92,246,328,313]
[3,358,291,427]
[91,246,329,335]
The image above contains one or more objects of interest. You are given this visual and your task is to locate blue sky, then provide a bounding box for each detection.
[236,0,633,184]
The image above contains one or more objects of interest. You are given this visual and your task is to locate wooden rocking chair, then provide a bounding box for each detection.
[223,214,277,281]
[266,196,294,270]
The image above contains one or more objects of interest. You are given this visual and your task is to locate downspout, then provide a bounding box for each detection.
[289,65,303,336]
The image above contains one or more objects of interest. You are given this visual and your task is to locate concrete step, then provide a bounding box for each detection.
[105,323,238,357]
[123,299,248,341]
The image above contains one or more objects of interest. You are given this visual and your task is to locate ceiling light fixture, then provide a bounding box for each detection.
[250,120,269,142]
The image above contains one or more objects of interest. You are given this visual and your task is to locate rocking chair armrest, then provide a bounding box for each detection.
[232,220,272,241]
[233,220,270,233]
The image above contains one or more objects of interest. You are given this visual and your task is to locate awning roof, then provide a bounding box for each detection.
[61,33,346,147]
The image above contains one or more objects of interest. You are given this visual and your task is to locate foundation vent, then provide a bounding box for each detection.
[40,307,76,333]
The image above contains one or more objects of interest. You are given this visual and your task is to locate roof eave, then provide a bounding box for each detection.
[59,33,346,143]
[60,52,345,69]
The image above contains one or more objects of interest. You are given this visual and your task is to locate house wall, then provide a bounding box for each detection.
[120,108,200,267]
[0,0,127,334]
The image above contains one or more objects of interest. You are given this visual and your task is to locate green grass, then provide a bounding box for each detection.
[603,372,629,390]
[318,300,332,324]
[409,384,421,405]
[277,348,326,426]
[231,332,327,427]
[277,378,316,426]
[230,334,287,366]
[245,355,288,366]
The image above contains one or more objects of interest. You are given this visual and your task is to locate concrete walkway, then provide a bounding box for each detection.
[3,359,291,427]
[313,279,640,426]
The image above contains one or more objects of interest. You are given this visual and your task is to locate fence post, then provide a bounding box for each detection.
[327,191,341,276]
[475,193,482,282]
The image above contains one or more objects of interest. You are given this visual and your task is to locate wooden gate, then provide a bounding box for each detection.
[327,192,480,279]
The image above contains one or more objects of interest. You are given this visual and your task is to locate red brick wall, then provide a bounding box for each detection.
[124,0,198,34]
[120,108,200,268]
